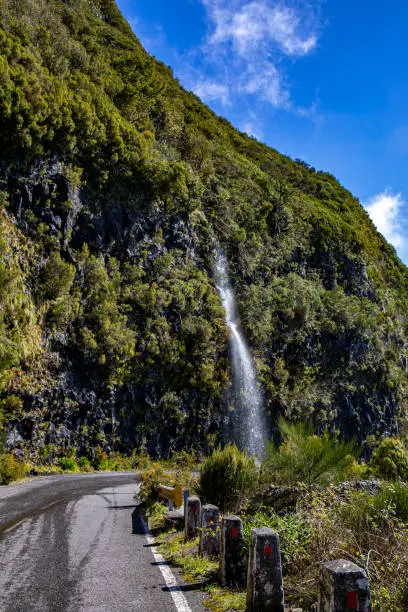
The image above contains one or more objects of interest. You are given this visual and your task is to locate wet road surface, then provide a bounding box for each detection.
[0,473,205,611]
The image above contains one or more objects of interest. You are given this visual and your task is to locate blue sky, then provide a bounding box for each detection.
[117,0,408,265]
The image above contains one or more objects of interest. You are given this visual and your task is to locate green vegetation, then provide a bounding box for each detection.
[0,0,407,461]
[150,433,408,612]
[198,444,258,512]
[369,437,408,480]
[60,456,79,472]
[262,418,361,486]
[202,588,245,612]
[156,532,218,583]
[242,511,311,567]
[0,452,25,484]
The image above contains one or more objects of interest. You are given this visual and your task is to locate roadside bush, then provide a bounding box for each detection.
[130,446,151,469]
[93,445,108,469]
[243,511,311,570]
[97,452,133,471]
[262,418,358,487]
[60,457,79,472]
[349,483,408,525]
[292,487,408,611]
[336,490,392,548]
[197,444,258,512]
[370,437,408,480]
[146,501,168,529]
[77,456,92,472]
[0,453,26,484]
[378,483,408,522]
[169,449,197,470]
[139,465,168,506]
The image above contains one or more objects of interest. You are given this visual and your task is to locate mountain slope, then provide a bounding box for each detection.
[0,0,407,459]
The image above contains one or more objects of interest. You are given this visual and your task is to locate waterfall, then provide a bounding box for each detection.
[214,251,266,458]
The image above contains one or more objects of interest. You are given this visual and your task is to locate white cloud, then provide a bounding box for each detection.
[197,0,320,113]
[365,190,407,259]
[238,62,290,108]
[206,2,317,57]
[193,79,230,105]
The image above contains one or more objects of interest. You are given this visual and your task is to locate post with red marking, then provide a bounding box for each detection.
[246,527,284,612]
[199,504,220,557]
[319,559,372,611]
[185,496,201,541]
[219,515,246,588]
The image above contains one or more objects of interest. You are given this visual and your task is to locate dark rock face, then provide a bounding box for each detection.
[249,485,302,513]
[2,159,225,459]
[1,157,404,458]
[1,0,408,466]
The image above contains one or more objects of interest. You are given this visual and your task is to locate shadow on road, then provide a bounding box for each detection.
[106,504,138,509]
[163,583,208,592]
[131,505,147,534]
[151,561,170,566]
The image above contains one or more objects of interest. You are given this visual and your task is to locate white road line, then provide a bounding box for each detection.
[141,516,193,612]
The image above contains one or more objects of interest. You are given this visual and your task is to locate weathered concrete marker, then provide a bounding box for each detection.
[246,527,284,612]
[199,504,220,556]
[219,515,246,588]
[185,496,201,540]
[319,559,372,612]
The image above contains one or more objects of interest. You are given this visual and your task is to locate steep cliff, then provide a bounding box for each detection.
[1,0,407,459]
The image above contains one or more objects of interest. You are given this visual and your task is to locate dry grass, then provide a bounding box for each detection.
[281,487,408,611]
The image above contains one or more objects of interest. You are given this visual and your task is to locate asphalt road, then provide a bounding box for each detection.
[0,473,205,611]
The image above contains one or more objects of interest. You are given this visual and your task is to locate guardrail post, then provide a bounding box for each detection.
[319,559,372,611]
[246,527,284,612]
[183,489,190,519]
[199,504,220,557]
[219,515,246,588]
[185,496,201,540]
[158,484,183,509]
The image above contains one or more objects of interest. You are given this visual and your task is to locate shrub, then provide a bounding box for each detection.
[294,487,408,611]
[130,447,151,469]
[77,456,92,472]
[169,449,197,469]
[262,418,358,487]
[243,511,312,569]
[197,444,258,512]
[60,457,79,472]
[93,445,108,469]
[370,437,408,480]
[336,490,391,548]
[139,465,168,506]
[0,453,26,484]
[96,452,133,471]
[374,483,408,523]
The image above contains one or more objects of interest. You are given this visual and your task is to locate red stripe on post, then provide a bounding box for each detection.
[264,545,272,559]
[231,527,238,539]
[348,591,358,610]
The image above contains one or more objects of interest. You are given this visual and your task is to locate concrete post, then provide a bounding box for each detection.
[319,559,372,612]
[246,527,284,612]
[185,496,201,541]
[199,504,220,557]
[219,515,246,588]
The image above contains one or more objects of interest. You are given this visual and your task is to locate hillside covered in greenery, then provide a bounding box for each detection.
[0,0,407,460]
